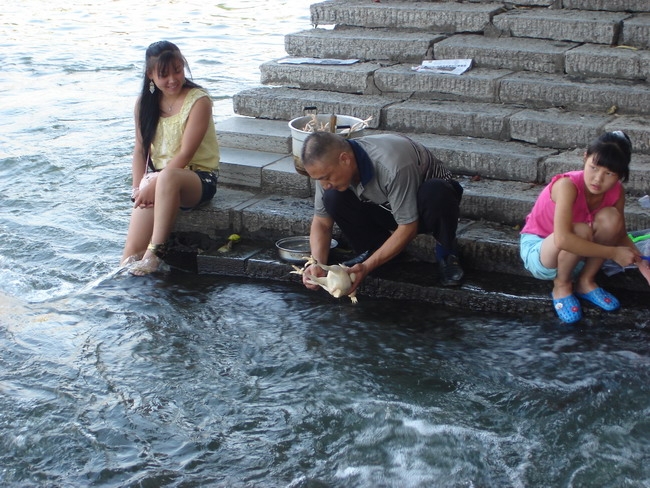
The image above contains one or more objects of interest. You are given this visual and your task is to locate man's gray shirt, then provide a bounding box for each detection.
[314,134,451,225]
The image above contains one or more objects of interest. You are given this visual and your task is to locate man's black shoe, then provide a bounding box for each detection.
[439,254,464,286]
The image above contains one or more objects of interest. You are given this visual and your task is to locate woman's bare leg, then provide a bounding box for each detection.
[129,169,203,275]
[121,207,154,265]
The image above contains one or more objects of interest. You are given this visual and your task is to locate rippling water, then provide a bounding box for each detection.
[2,2,650,487]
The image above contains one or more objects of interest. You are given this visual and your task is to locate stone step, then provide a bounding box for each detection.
[232,89,650,154]
[308,0,648,47]
[218,116,291,154]
[563,0,649,13]
[284,27,443,63]
[384,101,650,154]
[283,30,650,80]
[310,0,504,33]
[458,176,650,230]
[217,117,292,153]
[258,62,650,115]
[217,146,311,198]
[260,59,385,95]
[213,118,650,226]
[174,187,650,299]
[435,34,578,75]
[384,99,517,141]
[233,86,396,127]
[565,43,650,80]
[623,14,650,49]
[492,8,630,45]
[437,36,650,80]
[408,132,556,183]
[192,237,650,320]
[219,115,555,185]
[498,71,650,114]
[217,115,650,194]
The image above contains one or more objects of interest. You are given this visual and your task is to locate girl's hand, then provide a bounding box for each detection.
[612,246,638,268]
[133,176,157,208]
[133,187,154,208]
[637,258,650,286]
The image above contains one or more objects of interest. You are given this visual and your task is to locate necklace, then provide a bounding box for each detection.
[162,92,182,114]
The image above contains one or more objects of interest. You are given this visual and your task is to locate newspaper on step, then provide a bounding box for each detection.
[412,59,473,75]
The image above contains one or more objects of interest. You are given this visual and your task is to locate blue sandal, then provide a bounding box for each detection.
[552,294,583,324]
[576,288,620,312]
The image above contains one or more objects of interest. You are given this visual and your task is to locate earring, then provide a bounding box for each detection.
[149,80,155,94]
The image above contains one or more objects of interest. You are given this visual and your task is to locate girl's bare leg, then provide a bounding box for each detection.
[553,249,584,299]
[540,223,592,299]
[575,207,624,294]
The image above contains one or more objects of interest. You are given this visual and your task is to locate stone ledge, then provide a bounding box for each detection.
[285,27,443,63]
[310,0,504,32]
[233,86,393,127]
[565,43,650,80]
[564,0,650,12]
[623,14,650,49]
[260,60,384,95]
[225,101,650,157]
[189,238,650,323]
[435,34,577,74]
[492,9,629,45]
[174,186,650,286]
[498,71,650,114]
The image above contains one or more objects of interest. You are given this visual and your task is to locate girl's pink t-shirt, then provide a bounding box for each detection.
[521,170,622,238]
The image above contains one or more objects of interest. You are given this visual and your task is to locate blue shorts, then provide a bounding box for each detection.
[520,233,584,280]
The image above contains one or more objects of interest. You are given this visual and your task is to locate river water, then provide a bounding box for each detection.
[1,2,650,487]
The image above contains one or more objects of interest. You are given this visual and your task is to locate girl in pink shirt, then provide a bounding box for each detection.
[520,131,650,324]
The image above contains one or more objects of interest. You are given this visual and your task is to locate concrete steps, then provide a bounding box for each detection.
[172,0,650,308]
[233,86,650,154]
[286,30,650,80]
[259,61,650,115]
[492,9,629,45]
[285,27,442,63]
[310,1,503,32]
[310,1,648,47]
[289,21,650,79]
[213,117,650,230]
[563,0,648,12]
[174,186,650,302]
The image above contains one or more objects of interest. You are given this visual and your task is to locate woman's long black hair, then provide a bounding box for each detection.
[138,41,202,165]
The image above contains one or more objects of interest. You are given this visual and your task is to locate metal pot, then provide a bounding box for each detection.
[288,110,366,176]
[275,236,338,264]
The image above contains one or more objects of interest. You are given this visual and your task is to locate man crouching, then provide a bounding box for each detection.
[300,131,465,296]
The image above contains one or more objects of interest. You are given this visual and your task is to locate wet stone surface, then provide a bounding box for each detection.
[166,231,650,327]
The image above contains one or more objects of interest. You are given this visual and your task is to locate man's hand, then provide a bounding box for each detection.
[347,261,370,294]
[303,263,326,290]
